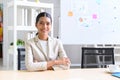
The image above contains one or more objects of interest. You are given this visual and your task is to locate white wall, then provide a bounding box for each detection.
[60,0,120,44]
[64,45,81,66]
[0,0,3,3]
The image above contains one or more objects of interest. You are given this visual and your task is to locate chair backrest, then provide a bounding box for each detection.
[81,47,114,68]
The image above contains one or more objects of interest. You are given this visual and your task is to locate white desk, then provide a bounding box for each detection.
[0,68,119,80]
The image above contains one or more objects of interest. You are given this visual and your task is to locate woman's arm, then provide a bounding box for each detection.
[47,57,70,70]
[51,40,71,70]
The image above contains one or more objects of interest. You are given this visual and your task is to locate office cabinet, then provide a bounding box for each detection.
[18,48,26,70]
[81,47,114,68]
[6,0,54,70]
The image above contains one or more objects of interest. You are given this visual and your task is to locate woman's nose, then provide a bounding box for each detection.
[42,23,47,28]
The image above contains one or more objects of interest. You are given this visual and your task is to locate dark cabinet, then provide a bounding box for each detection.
[81,47,114,68]
[0,42,2,58]
[18,48,26,70]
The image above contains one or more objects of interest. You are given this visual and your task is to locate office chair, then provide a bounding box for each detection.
[81,47,115,68]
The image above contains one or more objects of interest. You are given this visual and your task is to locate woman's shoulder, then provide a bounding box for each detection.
[49,36,62,44]
[26,36,38,43]
[49,36,60,41]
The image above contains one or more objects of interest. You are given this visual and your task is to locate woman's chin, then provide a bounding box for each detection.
[42,33,48,35]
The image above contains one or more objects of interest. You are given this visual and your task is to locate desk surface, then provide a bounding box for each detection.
[0,68,119,80]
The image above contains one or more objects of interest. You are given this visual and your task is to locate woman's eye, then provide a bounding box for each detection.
[47,22,50,25]
[39,22,44,25]
[39,22,51,25]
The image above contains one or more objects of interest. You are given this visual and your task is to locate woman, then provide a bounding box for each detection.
[25,12,71,71]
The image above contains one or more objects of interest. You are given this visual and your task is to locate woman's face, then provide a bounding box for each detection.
[36,16,51,36]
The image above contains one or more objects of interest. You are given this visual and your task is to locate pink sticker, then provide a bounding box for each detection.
[79,17,83,22]
[92,14,97,19]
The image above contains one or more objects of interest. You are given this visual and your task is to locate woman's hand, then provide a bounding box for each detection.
[55,57,71,66]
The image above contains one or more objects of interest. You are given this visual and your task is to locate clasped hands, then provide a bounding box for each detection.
[54,57,71,66]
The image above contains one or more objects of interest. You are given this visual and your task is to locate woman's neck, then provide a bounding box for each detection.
[38,34,48,41]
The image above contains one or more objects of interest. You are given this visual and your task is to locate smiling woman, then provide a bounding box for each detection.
[25,12,71,71]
